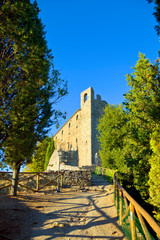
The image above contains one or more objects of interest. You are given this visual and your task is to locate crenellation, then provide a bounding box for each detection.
[96,94,101,101]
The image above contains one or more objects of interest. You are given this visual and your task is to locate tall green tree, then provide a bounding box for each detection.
[148,128,160,222]
[97,104,128,172]
[44,138,54,170]
[124,53,160,199]
[24,136,53,172]
[0,0,67,195]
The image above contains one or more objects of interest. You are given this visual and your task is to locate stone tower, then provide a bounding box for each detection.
[47,87,107,171]
[79,87,107,166]
[78,87,94,166]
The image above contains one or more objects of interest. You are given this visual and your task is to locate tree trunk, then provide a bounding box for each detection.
[10,165,20,196]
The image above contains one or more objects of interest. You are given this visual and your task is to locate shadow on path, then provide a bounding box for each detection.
[30,191,124,240]
[0,175,124,240]
[0,194,38,240]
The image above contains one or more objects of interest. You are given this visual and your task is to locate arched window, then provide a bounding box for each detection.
[84,93,88,102]
[76,115,78,120]
[68,123,71,128]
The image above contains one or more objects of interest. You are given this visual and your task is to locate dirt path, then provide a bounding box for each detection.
[0,175,124,240]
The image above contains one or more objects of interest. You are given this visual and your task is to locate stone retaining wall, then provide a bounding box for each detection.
[64,170,91,187]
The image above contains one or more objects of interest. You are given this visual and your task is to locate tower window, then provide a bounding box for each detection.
[76,115,78,120]
[84,93,88,102]
[68,123,71,128]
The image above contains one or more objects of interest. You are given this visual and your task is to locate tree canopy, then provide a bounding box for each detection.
[44,138,54,171]
[97,0,160,220]
[0,0,67,195]
[97,104,128,172]
[147,0,160,36]
[123,53,160,199]
[97,53,160,221]
[24,136,54,172]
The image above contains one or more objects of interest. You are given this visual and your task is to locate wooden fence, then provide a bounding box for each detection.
[114,172,160,239]
[95,166,160,240]
[0,171,64,193]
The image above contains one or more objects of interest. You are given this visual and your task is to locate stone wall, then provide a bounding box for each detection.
[64,170,91,187]
[53,109,81,153]
[91,96,107,164]
[47,87,107,171]
[47,149,80,171]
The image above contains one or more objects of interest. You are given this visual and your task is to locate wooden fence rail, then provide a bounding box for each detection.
[95,166,160,240]
[0,171,64,193]
[114,172,160,239]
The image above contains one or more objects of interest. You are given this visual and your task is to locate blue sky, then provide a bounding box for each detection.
[36,0,159,136]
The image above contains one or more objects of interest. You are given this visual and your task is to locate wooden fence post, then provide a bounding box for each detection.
[119,190,123,225]
[60,173,63,187]
[130,203,137,240]
[36,173,39,191]
[135,208,152,240]
[62,173,65,187]
[116,185,119,214]
[113,179,116,208]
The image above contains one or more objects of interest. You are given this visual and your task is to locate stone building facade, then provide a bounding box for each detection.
[47,87,107,171]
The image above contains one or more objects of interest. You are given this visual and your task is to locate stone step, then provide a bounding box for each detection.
[91,174,110,186]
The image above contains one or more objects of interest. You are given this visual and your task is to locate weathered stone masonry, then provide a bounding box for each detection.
[47,87,107,171]
[64,170,91,187]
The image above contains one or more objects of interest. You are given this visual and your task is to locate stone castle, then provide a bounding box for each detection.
[47,87,107,171]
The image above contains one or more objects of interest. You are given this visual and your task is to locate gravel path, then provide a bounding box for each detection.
[0,175,124,240]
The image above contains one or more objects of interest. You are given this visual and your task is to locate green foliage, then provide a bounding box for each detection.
[0,0,67,167]
[97,104,129,173]
[0,0,67,194]
[147,0,160,36]
[148,129,160,222]
[94,166,116,183]
[124,53,160,125]
[124,53,160,199]
[97,53,160,220]
[24,136,53,172]
[44,138,54,170]
[106,169,116,182]
[124,53,160,219]
[125,54,160,217]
